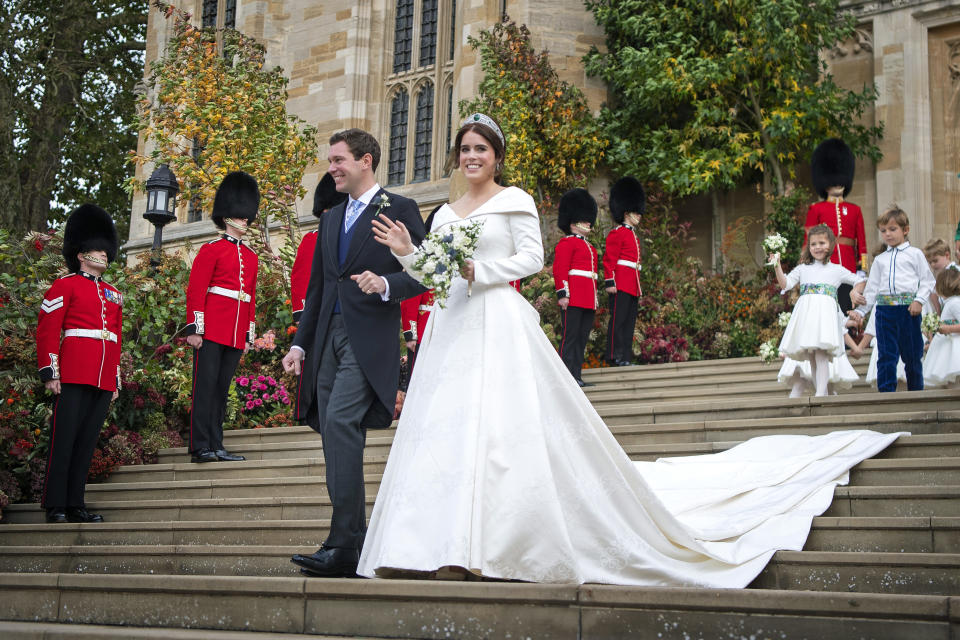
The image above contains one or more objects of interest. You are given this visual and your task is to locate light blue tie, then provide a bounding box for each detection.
[345,199,364,232]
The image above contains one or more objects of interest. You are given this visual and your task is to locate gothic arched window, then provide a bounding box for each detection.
[393,0,414,73]
[386,2,457,185]
[413,82,434,182]
[388,89,410,186]
[419,0,438,67]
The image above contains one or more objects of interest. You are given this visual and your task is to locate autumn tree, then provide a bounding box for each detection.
[583,0,883,257]
[127,1,317,263]
[0,0,147,237]
[461,19,607,214]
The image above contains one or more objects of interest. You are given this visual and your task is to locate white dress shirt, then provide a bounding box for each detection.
[856,241,936,316]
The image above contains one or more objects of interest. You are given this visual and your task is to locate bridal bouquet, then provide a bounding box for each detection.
[921,312,941,335]
[412,220,485,307]
[763,233,788,265]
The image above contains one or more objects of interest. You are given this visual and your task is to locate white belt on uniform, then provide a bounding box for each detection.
[64,328,118,342]
[418,305,431,312]
[568,269,597,279]
[616,260,640,270]
[208,286,251,302]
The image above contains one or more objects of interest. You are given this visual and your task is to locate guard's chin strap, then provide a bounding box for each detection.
[224,219,248,232]
[81,253,108,266]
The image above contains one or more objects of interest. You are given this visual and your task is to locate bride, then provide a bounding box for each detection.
[359,113,901,586]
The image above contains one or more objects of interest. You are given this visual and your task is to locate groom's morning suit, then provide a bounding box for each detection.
[292,184,425,551]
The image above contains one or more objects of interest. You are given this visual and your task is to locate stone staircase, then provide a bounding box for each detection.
[1,355,958,638]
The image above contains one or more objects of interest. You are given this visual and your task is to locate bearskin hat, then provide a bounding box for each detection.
[557,188,598,234]
[211,171,260,229]
[609,177,645,224]
[62,204,118,273]
[312,173,347,218]
[811,138,855,199]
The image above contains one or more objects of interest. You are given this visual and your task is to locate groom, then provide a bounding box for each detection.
[281,129,426,577]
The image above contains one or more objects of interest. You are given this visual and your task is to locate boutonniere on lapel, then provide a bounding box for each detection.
[375,193,391,215]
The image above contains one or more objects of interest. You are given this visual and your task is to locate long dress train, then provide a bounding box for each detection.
[357,187,903,587]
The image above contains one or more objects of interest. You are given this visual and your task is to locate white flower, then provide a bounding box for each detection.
[423,260,437,275]
[921,312,940,334]
[777,311,792,328]
[758,339,779,363]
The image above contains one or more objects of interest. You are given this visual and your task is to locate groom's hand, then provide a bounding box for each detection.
[282,349,303,376]
[351,271,386,295]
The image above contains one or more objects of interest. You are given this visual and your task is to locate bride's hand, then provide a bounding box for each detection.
[460,259,475,283]
[372,214,415,256]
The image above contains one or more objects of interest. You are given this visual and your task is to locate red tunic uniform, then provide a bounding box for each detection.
[603,224,642,296]
[804,199,867,273]
[401,290,436,343]
[290,230,318,322]
[185,235,258,349]
[37,271,123,392]
[553,235,599,309]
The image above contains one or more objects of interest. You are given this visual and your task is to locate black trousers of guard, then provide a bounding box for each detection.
[606,291,639,363]
[42,383,111,509]
[314,315,373,550]
[190,340,243,453]
[560,306,595,381]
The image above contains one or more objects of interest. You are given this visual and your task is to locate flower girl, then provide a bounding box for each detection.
[923,268,960,388]
[771,224,864,396]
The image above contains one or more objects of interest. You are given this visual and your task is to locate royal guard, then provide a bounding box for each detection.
[400,205,440,374]
[36,204,121,523]
[603,177,644,366]
[554,188,600,387]
[400,289,435,371]
[291,173,347,323]
[184,171,259,463]
[805,138,867,315]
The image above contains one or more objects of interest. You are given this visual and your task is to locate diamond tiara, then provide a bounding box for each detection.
[460,113,505,146]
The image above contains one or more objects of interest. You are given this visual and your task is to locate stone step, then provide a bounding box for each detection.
[807,517,960,553]
[5,485,957,525]
[114,433,958,487]
[624,433,960,460]
[1,545,956,596]
[600,391,960,425]
[158,411,958,468]
[585,379,877,404]
[1,517,957,554]
[2,573,951,639]
[580,355,849,379]
[583,359,872,390]
[0,621,367,639]
[751,550,960,595]
[79,457,960,504]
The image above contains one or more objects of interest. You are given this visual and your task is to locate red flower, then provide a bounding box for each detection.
[286,325,297,335]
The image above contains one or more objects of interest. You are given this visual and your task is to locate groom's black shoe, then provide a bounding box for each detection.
[576,379,594,388]
[214,449,245,462]
[291,545,359,578]
[190,449,218,463]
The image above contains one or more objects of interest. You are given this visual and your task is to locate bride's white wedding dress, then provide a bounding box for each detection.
[357,186,903,587]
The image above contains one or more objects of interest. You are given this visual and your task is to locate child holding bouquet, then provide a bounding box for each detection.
[923,268,960,388]
[770,224,864,396]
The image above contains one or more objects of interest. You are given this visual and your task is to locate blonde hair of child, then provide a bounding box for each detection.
[800,224,837,265]
[877,205,909,229]
[924,238,951,260]
[936,268,960,299]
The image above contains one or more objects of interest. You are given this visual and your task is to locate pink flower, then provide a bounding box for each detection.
[266,377,276,386]
[262,393,270,400]
[254,399,263,406]
[245,394,253,401]
[282,398,291,405]
[257,375,266,383]
[237,377,249,387]
[245,401,255,410]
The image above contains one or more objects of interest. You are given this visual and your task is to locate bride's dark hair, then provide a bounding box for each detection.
[446,119,507,185]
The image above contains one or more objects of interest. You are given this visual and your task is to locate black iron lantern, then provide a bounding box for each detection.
[143,164,180,258]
